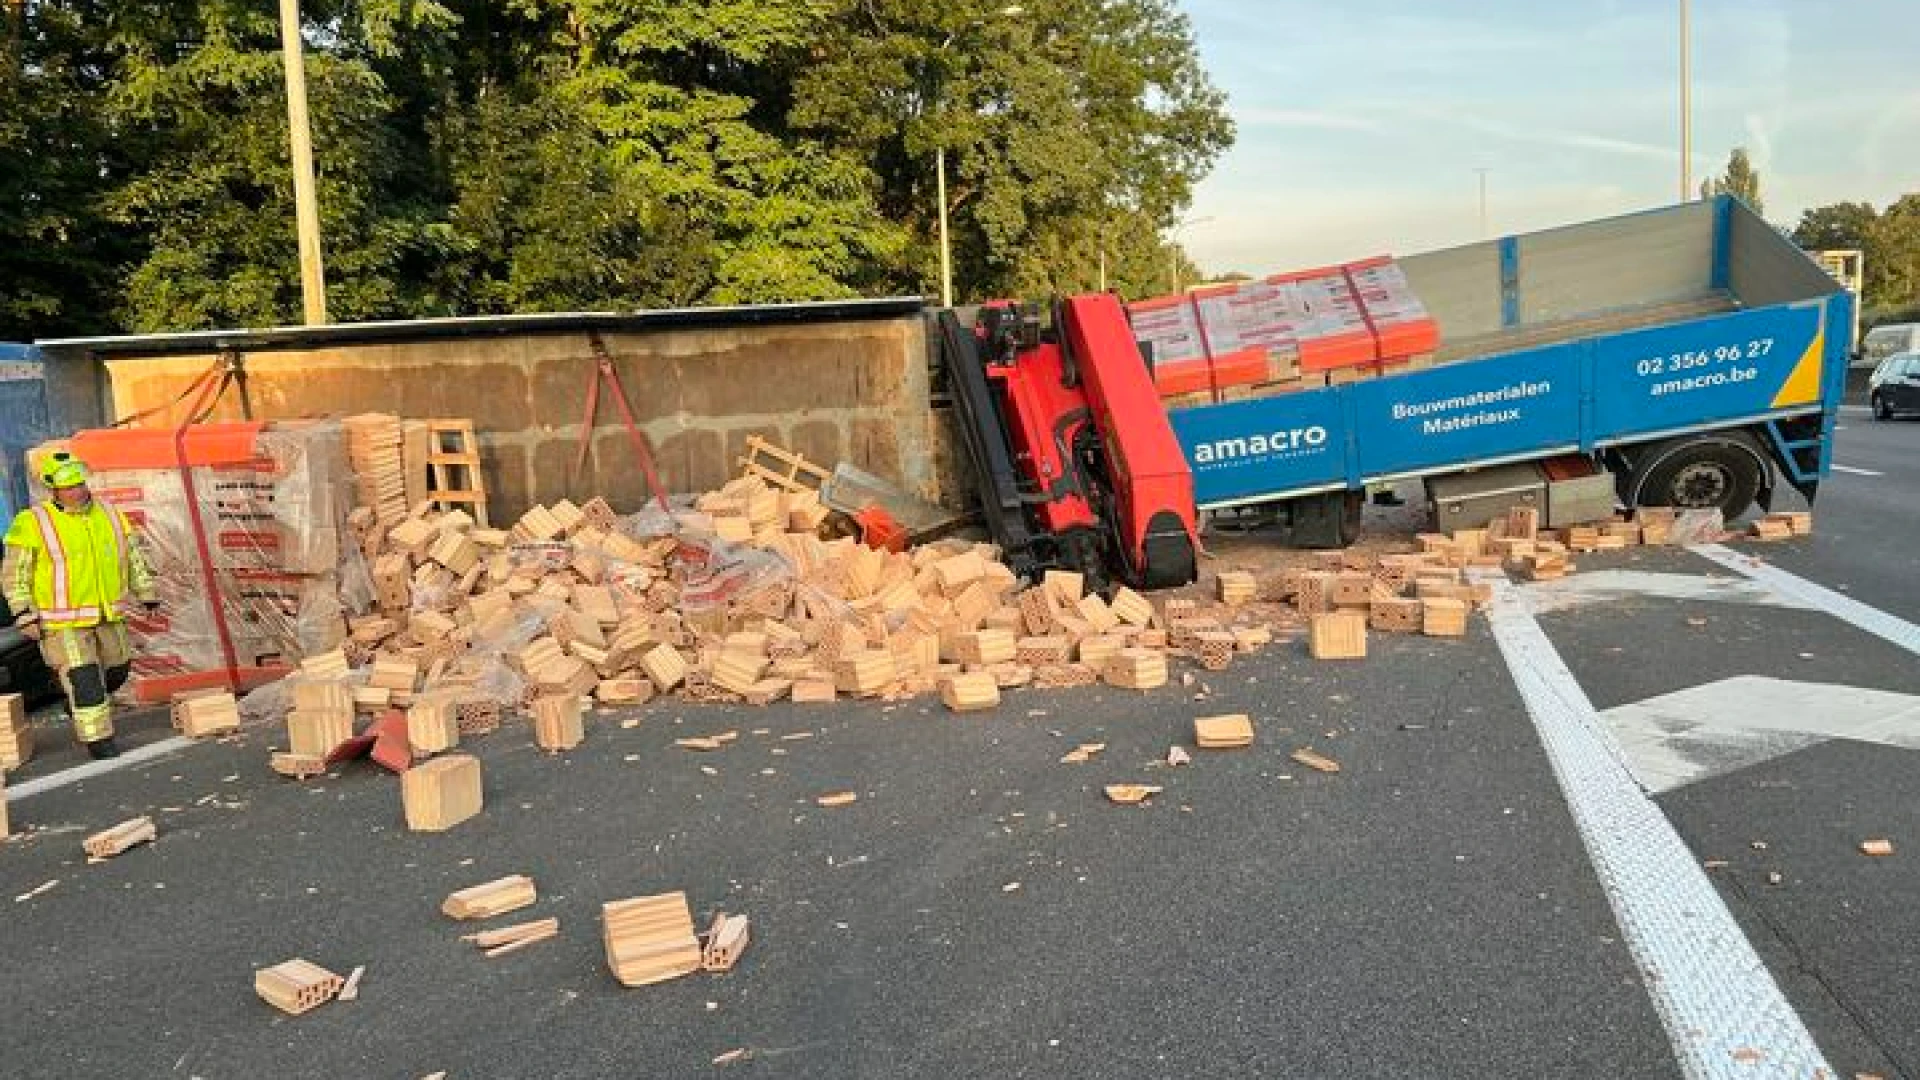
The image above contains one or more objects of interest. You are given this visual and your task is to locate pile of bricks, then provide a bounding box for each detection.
[282,473,1277,729]
[1255,504,1770,660]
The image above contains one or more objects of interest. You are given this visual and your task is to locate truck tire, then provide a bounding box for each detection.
[1289,491,1362,549]
[1625,435,1768,518]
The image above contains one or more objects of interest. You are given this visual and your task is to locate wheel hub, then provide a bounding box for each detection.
[1671,461,1731,507]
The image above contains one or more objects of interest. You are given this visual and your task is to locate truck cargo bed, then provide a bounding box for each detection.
[1434,292,1739,364]
[1164,197,1851,510]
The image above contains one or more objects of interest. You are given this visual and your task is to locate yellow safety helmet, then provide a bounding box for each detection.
[41,451,91,491]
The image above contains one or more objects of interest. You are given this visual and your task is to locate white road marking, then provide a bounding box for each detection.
[1517,570,1808,615]
[1484,575,1831,1077]
[1693,544,1920,656]
[1830,464,1882,476]
[3,735,194,802]
[1838,404,1870,414]
[1600,677,1920,793]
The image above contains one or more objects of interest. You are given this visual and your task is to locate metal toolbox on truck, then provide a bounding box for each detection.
[1547,473,1618,527]
[1425,462,1546,531]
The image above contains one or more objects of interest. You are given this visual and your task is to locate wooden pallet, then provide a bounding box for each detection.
[737,435,831,495]
[425,419,490,527]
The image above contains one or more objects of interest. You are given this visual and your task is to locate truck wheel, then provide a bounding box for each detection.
[1289,491,1362,549]
[1628,436,1767,519]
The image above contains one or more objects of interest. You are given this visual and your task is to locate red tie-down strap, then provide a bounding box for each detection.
[575,333,670,512]
[171,373,243,695]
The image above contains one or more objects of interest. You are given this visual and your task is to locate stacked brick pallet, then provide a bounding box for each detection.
[283,472,1279,729]
[35,421,354,702]
[1127,255,1441,410]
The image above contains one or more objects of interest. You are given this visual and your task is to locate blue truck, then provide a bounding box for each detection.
[1165,196,1851,546]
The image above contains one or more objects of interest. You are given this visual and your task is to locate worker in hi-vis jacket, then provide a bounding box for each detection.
[3,452,159,759]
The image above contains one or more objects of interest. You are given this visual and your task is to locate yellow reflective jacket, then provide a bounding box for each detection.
[3,500,156,629]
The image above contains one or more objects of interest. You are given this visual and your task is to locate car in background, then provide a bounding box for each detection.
[0,594,59,707]
[1869,351,1920,420]
[1857,323,1920,369]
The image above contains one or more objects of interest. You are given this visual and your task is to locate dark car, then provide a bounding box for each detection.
[1869,351,1920,419]
[0,594,61,707]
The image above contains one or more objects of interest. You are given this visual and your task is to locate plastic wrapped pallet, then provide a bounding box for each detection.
[29,420,360,703]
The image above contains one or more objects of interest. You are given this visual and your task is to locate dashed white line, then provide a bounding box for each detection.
[1484,575,1832,1078]
[1830,464,1883,477]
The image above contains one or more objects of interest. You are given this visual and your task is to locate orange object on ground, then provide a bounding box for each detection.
[854,506,908,553]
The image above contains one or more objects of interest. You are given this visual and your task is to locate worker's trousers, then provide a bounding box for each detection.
[38,621,132,743]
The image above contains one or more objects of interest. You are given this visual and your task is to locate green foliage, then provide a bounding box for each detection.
[1865,194,1920,315]
[1793,194,1920,313]
[0,4,129,339]
[788,0,1232,302]
[1700,147,1763,216]
[1791,201,1875,252]
[0,0,1229,334]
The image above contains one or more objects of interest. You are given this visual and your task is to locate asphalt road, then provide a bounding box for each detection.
[1,415,1915,1079]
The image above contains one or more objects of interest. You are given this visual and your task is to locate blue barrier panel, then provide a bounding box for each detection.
[1589,303,1824,438]
[1169,391,1346,507]
[1347,345,1584,477]
[0,345,48,516]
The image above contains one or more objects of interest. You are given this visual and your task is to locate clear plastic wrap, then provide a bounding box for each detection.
[33,420,358,701]
[1668,508,1726,546]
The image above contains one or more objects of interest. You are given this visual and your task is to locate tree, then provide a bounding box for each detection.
[1791,201,1876,253]
[0,1,129,339]
[1866,194,1920,313]
[101,0,463,330]
[788,0,1233,302]
[0,0,1234,333]
[1700,147,1762,216]
[1793,195,1920,313]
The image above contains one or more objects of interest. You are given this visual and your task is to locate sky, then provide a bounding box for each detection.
[1179,0,1920,276]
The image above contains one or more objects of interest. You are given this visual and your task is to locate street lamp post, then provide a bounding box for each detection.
[1679,0,1692,201]
[278,0,328,325]
[1168,215,1213,293]
[933,6,1023,308]
[1475,168,1491,237]
[937,146,954,307]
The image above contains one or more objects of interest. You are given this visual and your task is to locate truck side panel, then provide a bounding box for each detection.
[1344,345,1583,476]
[1587,302,1826,441]
[1162,198,1848,512]
[1170,390,1347,508]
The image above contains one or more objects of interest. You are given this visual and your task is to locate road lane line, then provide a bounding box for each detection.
[3,735,194,802]
[1838,405,1870,414]
[1694,544,1920,655]
[1830,464,1882,477]
[1484,575,1832,1078]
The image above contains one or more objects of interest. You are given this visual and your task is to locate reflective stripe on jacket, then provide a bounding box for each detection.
[3,501,138,629]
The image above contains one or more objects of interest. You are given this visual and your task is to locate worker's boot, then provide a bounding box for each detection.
[84,737,121,760]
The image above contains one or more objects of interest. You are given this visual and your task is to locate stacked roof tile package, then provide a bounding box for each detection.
[1128,256,1441,409]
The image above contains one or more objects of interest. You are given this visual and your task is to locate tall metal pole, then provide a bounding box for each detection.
[937,146,953,307]
[1475,168,1490,237]
[279,0,329,325]
[1679,0,1692,201]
